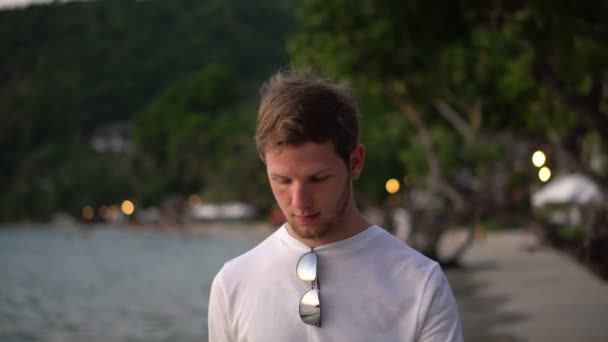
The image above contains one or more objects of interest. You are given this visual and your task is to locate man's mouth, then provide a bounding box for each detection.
[292,212,320,224]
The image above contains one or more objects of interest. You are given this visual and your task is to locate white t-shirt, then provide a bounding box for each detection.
[208,225,463,342]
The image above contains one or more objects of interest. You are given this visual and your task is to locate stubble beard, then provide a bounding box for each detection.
[287,176,351,241]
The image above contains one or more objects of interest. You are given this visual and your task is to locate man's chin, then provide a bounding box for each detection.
[288,222,331,241]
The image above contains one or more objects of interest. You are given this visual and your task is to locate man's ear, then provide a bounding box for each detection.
[349,144,365,180]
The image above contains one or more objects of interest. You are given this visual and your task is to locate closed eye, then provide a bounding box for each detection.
[272,176,291,185]
[310,175,330,183]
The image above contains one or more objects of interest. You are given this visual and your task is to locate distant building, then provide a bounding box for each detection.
[90,121,133,153]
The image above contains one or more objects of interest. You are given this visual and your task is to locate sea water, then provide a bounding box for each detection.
[0,226,264,342]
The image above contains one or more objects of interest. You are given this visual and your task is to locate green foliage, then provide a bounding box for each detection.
[132,65,272,206]
[356,97,410,203]
[290,0,608,219]
[134,65,236,165]
[0,0,294,221]
[557,225,586,240]
[3,0,607,224]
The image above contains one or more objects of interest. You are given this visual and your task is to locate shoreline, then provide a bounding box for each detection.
[0,220,278,238]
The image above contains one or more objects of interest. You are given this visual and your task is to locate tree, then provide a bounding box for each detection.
[0,0,294,221]
[289,0,608,262]
[132,64,274,209]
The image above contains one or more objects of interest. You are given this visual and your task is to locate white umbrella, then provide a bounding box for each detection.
[532,173,604,208]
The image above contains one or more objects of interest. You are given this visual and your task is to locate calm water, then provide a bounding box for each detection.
[0,226,265,342]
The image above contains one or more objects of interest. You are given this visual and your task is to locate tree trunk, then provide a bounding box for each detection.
[386,92,476,264]
[388,93,466,211]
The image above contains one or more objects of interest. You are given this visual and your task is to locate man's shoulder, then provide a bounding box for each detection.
[370,226,440,275]
[218,227,283,277]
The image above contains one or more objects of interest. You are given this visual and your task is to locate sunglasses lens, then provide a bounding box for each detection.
[296,252,317,282]
[299,289,321,326]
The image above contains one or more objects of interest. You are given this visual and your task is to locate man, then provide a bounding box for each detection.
[208,70,463,341]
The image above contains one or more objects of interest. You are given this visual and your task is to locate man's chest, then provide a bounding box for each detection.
[229,270,419,342]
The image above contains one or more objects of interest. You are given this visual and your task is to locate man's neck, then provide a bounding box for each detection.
[289,210,372,249]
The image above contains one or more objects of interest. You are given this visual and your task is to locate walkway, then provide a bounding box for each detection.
[444,230,608,342]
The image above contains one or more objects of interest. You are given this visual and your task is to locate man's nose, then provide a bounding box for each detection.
[292,182,312,209]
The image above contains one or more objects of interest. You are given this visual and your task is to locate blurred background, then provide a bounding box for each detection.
[1,0,607,341]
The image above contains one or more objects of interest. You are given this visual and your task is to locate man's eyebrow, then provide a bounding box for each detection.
[269,170,331,178]
[309,172,331,178]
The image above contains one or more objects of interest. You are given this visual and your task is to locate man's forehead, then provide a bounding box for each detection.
[264,142,342,174]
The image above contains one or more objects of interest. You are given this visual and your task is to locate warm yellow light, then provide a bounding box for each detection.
[82,206,94,220]
[385,178,400,194]
[538,167,551,182]
[532,150,546,168]
[121,200,135,215]
[188,194,201,206]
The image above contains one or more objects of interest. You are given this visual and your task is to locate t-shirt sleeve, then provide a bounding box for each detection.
[416,264,463,342]
[208,268,233,342]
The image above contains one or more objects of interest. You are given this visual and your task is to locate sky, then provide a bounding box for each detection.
[0,0,72,9]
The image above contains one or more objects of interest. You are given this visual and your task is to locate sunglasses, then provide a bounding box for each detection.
[297,249,321,327]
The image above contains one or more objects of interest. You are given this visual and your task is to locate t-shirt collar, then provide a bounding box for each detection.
[277,223,380,254]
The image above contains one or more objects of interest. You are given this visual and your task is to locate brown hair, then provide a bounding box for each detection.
[256,70,360,164]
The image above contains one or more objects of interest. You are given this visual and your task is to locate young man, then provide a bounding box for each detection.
[208,70,463,341]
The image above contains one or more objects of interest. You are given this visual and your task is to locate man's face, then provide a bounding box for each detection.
[264,141,363,242]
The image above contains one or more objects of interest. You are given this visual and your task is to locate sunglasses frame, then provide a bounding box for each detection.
[296,250,321,327]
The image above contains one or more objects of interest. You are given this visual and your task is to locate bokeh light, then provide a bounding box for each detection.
[121,200,135,215]
[532,150,546,168]
[385,178,400,194]
[81,206,94,220]
[538,167,551,182]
